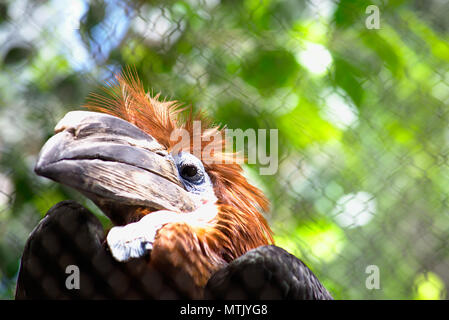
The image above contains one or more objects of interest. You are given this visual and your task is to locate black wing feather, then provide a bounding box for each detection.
[15,200,186,299]
[205,245,333,300]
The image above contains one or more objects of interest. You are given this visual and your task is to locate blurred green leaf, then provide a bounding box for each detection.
[241,48,299,95]
[332,57,365,107]
[277,98,341,149]
[413,272,446,300]
[3,46,33,66]
[0,2,8,25]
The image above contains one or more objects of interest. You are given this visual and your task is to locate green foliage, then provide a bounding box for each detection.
[241,48,299,93]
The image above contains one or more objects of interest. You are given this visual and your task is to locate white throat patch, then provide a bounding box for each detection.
[106,202,218,262]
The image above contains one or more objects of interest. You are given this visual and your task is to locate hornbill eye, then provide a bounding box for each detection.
[179,162,204,185]
[172,152,214,197]
[181,165,198,179]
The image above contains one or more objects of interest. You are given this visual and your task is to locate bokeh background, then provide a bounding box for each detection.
[1,0,449,299]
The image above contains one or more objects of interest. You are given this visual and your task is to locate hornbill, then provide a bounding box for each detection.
[15,71,333,300]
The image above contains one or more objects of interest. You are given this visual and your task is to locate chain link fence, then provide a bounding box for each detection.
[1,0,449,299]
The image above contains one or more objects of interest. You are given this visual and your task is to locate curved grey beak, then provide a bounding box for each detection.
[35,111,196,225]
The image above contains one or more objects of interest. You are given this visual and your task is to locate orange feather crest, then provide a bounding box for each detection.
[84,68,274,264]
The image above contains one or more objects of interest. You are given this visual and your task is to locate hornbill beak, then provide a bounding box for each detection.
[35,111,197,226]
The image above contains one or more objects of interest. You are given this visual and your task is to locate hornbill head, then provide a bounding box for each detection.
[34,71,273,298]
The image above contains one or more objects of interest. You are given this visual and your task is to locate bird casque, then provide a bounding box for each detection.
[16,70,333,300]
